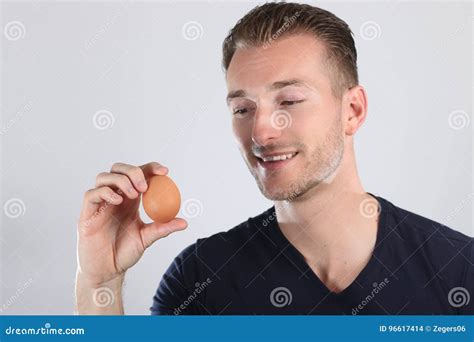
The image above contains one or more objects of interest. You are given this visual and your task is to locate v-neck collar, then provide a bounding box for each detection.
[265,192,388,297]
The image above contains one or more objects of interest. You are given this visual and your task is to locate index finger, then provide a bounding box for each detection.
[110,162,168,193]
[139,162,169,179]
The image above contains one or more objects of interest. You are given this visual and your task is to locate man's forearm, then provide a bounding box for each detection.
[74,271,125,315]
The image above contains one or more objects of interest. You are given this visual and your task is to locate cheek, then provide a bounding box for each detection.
[292,101,338,135]
[288,112,329,154]
[289,109,318,138]
[232,117,252,148]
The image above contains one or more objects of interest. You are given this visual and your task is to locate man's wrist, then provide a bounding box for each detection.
[76,270,125,289]
[75,270,125,315]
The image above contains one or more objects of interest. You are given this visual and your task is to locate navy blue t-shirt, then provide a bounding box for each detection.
[150,194,473,315]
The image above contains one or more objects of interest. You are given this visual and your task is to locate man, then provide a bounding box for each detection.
[75,2,473,315]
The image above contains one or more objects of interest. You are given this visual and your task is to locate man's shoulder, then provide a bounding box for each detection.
[378,195,473,283]
[379,195,472,245]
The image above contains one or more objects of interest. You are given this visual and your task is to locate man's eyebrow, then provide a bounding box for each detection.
[226,89,246,104]
[226,78,310,104]
[268,78,309,91]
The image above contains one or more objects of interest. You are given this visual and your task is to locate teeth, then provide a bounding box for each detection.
[261,152,296,162]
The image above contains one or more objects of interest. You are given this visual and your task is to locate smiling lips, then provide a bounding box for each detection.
[255,151,298,170]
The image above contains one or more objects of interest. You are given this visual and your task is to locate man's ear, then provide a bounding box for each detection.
[343,85,368,136]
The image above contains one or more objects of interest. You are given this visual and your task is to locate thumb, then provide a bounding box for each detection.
[140,217,188,249]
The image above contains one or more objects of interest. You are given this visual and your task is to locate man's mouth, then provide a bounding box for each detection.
[254,151,298,170]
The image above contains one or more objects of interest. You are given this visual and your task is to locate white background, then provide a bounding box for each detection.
[1,0,472,314]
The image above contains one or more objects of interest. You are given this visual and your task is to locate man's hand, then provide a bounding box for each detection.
[75,162,187,314]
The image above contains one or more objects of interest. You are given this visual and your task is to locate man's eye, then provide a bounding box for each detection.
[281,100,304,106]
[233,108,248,115]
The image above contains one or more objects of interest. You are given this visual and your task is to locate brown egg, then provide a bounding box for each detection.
[142,175,181,223]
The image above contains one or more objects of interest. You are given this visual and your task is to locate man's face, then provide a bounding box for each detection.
[226,33,346,201]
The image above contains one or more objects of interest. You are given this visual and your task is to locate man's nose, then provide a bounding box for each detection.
[251,106,284,146]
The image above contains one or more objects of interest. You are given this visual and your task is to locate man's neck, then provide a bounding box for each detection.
[273,153,380,293]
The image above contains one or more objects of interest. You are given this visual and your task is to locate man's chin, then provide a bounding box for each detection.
[257,175,323,202]
[250,167,303,200]
[262,192,291,201]
[258,181,299,201]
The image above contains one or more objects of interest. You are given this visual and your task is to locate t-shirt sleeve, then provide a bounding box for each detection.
[149,242,202,315]
[459,238,474,314]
